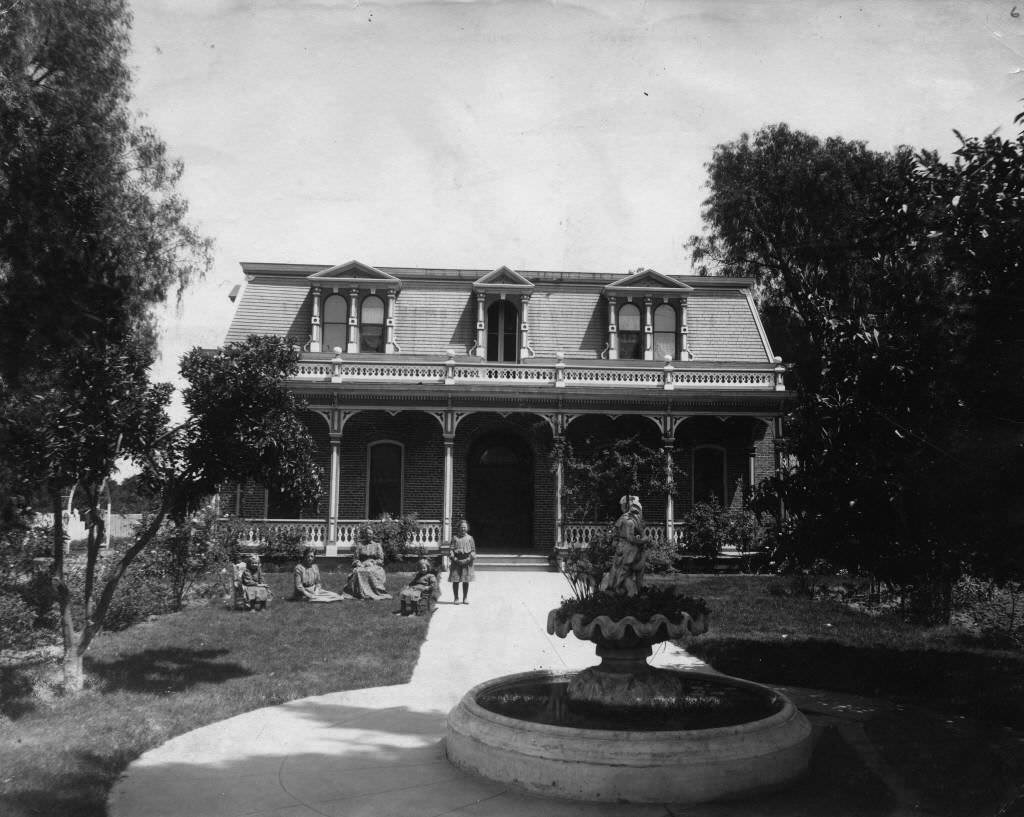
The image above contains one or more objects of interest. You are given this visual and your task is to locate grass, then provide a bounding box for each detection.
[0,570,429,817]
[672,575,1024,728]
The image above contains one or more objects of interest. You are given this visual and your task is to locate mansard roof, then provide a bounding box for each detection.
[306,260,402,290]
[604,268,694,298]
[472,265,535,292]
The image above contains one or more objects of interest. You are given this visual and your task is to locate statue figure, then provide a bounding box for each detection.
[598,495,650,596]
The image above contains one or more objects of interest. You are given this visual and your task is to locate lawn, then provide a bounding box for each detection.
[0,570,429,817]
[675,574,1024,729]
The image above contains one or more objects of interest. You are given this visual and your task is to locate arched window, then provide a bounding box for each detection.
[486,300,518,362]
[367,441,402,518]
[617,303,642,360]
[360,295,385,353]
[322,294,347,352]
[692,445,726,508]
[653,303,676,361]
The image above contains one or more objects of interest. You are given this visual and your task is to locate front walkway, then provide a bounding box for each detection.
[109,572,704,817]
[109,572,1023,817]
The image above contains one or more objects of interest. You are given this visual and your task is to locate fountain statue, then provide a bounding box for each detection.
[446,494,812,804]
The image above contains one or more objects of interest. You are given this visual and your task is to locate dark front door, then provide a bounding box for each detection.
[466,433,533,551]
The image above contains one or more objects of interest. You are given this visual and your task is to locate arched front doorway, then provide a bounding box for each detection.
[466,432,533,551]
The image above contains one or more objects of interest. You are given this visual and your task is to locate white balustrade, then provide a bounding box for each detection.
[294,357,780,391]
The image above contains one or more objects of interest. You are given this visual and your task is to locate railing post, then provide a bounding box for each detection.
[554,351,566,388]
[662,357,675,391]
[330,350,344,383]
[444,349,456,385]
[774,356,786,391]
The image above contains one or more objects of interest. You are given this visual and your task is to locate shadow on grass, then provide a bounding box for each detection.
[86,647,252,695]
[688,637,1024,729]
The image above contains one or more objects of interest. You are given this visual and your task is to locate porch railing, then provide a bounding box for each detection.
[235,518,444,555]
[294,356,786,392]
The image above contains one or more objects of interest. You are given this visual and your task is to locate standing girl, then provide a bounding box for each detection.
[448,520,475,605]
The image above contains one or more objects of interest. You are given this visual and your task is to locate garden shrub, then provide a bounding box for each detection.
[362,513,421,562]
[100,546,172,631]
[0,590,39,651]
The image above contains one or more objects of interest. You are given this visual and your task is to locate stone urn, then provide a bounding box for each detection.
[546,608,709,708]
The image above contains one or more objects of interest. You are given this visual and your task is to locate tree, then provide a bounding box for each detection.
[561,436,671,523]
[688,117,1024,620]
[7,337,322,689]
[0,0,217,687]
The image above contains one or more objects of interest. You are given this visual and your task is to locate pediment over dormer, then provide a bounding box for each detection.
[307,260,402,290]
[472,265,535,292]
[604,268,693,298]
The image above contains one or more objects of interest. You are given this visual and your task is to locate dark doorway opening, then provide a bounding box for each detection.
[466,432,533,551]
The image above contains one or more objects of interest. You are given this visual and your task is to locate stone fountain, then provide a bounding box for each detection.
[446,497,812,804]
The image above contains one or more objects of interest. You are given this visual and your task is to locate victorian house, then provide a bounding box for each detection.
[221,261,788,557]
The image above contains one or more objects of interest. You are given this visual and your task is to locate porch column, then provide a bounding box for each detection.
[442,435,455,544]
[346,287,360,354]
[310,286,322,352]
[663,435,675,544]
[328,435,341,546]
[553,436,565,547]
[475,293,486,358]
[747,444,757,503]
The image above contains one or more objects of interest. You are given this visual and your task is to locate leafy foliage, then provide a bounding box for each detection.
[561,436,671,523]
[690,116,1024,620]
[360,513,422,562]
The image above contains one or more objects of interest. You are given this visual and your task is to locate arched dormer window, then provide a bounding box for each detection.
[323,294,347,351]
[367,441,403,518]
[617,303,642,360]
[487,300,519,362]
[653,303,676,360]
[360,295,385,353]
[692,445,726,508]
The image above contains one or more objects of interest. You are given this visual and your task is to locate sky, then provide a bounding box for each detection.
[126,0,1024,390]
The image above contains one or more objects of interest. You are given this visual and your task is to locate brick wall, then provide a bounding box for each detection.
[337,410,444,520]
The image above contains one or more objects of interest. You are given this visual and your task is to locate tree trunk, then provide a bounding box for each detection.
[62,649,85,693]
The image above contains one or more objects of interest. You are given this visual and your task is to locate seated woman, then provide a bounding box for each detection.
[241,554,271,611]
[293,547,346,602]
[398,558,438,615]
[343,527,392,600]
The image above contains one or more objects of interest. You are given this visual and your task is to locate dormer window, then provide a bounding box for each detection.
[323,294,348,351]
[360,295,385,353]
[472,266,535,361]
[306,261,402,354]
[603,269,693,361]
[617,303,642,360]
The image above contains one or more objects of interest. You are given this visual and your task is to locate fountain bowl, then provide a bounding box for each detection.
[445,668,812,804]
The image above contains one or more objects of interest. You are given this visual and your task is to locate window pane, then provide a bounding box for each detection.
[618,304,640,331]
[323,323,346,350]
[323,295,347,322]
[654,304,675,332]
[486,300,518,362]
[361,295,384,324]
[360,325,384,352]
[369,443,402,518]
[693,447,725,507]
[619,331,642,360]
[654,333,675,361]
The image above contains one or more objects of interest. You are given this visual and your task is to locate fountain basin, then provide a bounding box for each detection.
[445,669,813,803]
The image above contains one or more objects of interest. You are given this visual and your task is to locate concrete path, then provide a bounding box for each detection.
[109,572,705,817]
[109,572,1024,817]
